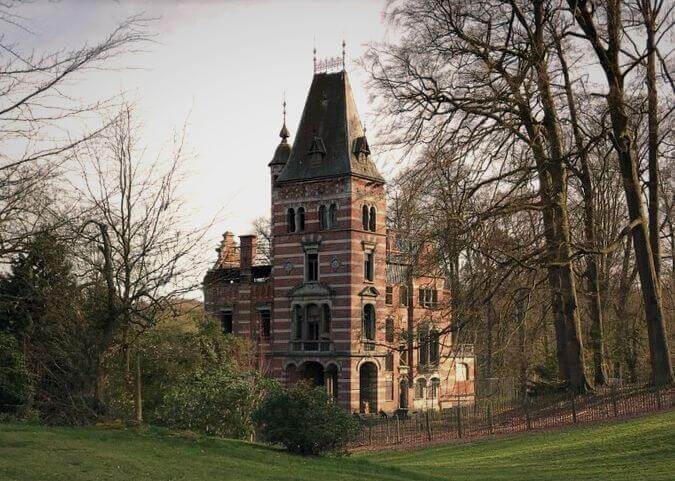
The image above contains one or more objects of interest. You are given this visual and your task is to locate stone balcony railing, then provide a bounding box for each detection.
[290,340,333,352]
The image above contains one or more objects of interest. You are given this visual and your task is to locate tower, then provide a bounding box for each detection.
[268,67,388,412]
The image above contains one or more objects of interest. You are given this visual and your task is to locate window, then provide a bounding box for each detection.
[385,318,395,343]
[369,206,376,231]
[456,362,469,381]
[297,207,305,231]
[260,309,271,340]
[220,310,233,334]
[287,208,296,233]
[306,304,320,340]
[362,205,369,230]
[428,378,440,399]
[399,285,408,306]
[306,252,318,282]
[364,252,374,282]
[321,304,331,338]
[418,286,438,308]
[429,330,440,364]
[329,203,338,228]
[385,377,394,401]
[419,329,429,366]
[292,305,303,340]
[385,286,393,305]
[385,352,394,371]
[318,205,327,230]
[415,378,427,399]
[363,304,376,341]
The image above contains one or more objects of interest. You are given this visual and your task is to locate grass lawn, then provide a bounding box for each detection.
[1,411,673,481]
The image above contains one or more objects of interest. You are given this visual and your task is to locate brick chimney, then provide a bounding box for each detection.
[239,234,258,270]
[216,231,239,268]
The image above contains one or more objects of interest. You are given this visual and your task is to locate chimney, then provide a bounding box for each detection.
[216,231,239,268]
[239,235,258,270]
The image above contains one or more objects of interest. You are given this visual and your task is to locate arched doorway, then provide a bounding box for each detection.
[301,361,325,387]
[399,378,409,409]
[359,362,378,414]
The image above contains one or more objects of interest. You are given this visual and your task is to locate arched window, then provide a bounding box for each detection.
[418,328,429,366]
[321,304,331,337]
[429,330,440,364]
[369,206,376,231]
[428,378,440,399]
[456,362,469,381]
[363,304,376,340]
[297,207,305,232]
[329,203,338,228]
[287,208,296,233]
[306,304,320,340]
[362,205,369,230]
[385,318,395,343]
[318,205,327,230]
[415,378,427,399]
[399,285,408,306]
[292,305,303,340]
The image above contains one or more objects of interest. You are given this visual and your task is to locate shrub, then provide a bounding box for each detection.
[157,365,274,439]
[0,333,33,414]
[253,382,360,455]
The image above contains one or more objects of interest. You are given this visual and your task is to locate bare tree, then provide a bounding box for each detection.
[565,0,673,385]
[0,5,151,260]
[74,102,211,419]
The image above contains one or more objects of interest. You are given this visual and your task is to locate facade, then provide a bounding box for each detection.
[203,68,474,413]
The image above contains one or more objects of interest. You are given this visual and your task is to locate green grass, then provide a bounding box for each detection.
[1,412,673,481]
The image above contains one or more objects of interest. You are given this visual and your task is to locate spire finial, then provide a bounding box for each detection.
[282,91,287,125]
[279,91,290,141]
[342,39,346,70]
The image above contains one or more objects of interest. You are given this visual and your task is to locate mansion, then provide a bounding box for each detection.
[203,66,474,413]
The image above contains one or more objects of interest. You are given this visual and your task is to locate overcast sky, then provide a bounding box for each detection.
[11,0,394,247]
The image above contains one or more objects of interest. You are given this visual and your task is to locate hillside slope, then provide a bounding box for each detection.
[1,412,673,481]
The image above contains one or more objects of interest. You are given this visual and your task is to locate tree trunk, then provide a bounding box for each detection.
[644,0,661,279]
[529,3,590,392]
[134,351,143,423]
[555,37,607,385]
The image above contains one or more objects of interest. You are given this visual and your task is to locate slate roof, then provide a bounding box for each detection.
[269,122,292,167]
[277,70,384,183]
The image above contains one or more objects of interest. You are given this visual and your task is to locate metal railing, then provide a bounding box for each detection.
[290,340,333,352]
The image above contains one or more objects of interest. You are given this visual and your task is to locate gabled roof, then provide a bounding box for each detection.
[277,70,384,183]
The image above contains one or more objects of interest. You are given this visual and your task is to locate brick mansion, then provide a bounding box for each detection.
[203,66,474,414]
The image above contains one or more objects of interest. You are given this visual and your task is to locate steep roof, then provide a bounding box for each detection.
[277,70,384,183]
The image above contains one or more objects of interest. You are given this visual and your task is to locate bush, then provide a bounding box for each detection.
[253,382,359,455]
[0,333,33,414]
[157,365,274,439]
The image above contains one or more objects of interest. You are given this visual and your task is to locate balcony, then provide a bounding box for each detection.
[290,340,333,352]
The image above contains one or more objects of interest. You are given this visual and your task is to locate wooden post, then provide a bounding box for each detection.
[611,384,619,417]
[524,396,531,431]
[571,392,577,424]
[655,385,662,410]
[487,402,493,434]
[456,404,462,438]
[425,411,432,441]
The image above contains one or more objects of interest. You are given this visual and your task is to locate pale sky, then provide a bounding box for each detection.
[10,0,395,246]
